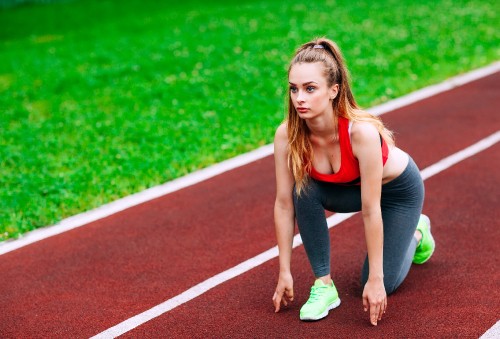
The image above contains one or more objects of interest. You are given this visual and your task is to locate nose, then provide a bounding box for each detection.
[296,90,305,103]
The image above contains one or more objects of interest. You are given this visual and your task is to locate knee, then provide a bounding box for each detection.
[383,275,401,295]
[384,281,398,295]
[360,275,399,295]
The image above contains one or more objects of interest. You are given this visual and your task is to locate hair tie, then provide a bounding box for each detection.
[313,44,324,49]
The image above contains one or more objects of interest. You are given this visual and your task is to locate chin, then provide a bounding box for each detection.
[297,111,317,120]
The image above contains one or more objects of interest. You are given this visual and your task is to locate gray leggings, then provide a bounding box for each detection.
[293,157,424,294]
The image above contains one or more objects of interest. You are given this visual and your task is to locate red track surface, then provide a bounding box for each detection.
[1,72,499,338]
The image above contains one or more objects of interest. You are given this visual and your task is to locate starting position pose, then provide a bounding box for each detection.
[272,38,435,326]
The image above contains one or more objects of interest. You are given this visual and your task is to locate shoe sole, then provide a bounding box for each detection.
[414,214,435,264]
[300,298,341,321]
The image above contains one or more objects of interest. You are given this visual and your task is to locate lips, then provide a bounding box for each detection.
[296,107,309,113]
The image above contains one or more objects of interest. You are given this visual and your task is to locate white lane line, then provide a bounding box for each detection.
[1,62,499,256]
[91,130,500,338]
[420,131,500,180]
[0,143,273,256]
[481,320,500,339]
[368,61,500,117]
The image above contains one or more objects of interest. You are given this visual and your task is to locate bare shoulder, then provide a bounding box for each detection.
[350,120,379,144]
[275,122,288,139]
[274,122,293,184]
[274,122,289,147]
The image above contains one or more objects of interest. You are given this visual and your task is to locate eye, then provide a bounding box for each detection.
[290,86,298,93]
[306,86,316,93]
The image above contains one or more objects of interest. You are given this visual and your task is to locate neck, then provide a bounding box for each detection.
[305,110,338,140]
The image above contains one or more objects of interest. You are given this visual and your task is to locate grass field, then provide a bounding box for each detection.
[1,0,498,241]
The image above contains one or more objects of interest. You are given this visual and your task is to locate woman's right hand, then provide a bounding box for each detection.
[272,272,294,313]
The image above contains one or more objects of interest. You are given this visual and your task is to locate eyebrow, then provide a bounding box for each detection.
[288,81,319,86]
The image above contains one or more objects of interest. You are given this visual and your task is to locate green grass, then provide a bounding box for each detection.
[1,0,498,241]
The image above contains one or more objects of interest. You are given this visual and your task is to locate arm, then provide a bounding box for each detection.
[351,122,387,326]
[272,123,296,313]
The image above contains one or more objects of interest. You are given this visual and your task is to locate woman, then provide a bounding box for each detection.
[271,38,435,326]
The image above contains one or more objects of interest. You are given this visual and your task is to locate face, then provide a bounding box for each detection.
[288,62,338,119]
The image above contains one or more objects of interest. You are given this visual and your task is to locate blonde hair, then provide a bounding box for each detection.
[286,38,394,195]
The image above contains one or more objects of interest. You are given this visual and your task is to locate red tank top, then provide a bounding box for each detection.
[309,117,389,185]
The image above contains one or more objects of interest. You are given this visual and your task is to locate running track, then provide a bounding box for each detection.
[1,68,499,338]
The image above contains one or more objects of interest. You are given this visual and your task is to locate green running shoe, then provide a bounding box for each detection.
[300,279,341,321]
[413,214,435,264]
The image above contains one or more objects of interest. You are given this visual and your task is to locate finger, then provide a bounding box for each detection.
[363,296,368,312]
[285,288,294,302]
[378,299,385,320]
[274,299,280,312]
[371,303,380,326]
[273,291,282,313]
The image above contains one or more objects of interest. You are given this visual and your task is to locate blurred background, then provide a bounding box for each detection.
[1,0,498,240]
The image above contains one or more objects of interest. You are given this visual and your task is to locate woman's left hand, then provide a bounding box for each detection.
[362,277,387,326]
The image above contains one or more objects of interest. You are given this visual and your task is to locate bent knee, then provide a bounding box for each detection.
[360,275,400,295]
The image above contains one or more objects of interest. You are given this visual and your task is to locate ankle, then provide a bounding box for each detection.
[316,275,332,285]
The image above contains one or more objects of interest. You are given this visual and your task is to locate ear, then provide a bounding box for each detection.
[329,84,339,100]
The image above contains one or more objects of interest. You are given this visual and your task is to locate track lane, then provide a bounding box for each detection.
[0,72,498,337]
[0,155,278,338]
[124,144,500,338]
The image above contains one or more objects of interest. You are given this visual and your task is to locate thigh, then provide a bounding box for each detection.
[361,157,425,291]
[379,158,425,290]
[380,203,422,288]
